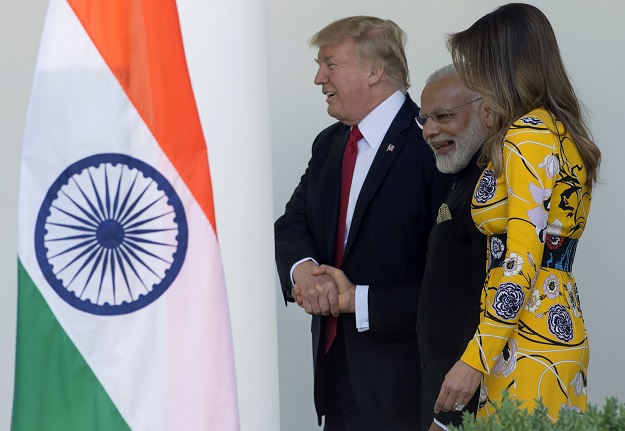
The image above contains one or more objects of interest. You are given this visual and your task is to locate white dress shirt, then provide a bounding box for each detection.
[291,90,406,331]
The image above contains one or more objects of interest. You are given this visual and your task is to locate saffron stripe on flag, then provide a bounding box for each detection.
[68,0,217,231]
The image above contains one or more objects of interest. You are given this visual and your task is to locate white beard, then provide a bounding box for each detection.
[430,118,487,174]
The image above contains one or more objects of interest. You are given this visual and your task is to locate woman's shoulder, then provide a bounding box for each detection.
[506,107,565,140]
[510,107,554,129]
[511,107,564,133]
[503,108,566,159]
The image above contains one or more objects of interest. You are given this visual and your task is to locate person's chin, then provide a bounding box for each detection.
[326,107,341,121]
[435,154,462,174]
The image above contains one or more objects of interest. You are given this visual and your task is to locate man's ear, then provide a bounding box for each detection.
[483,104,495,128]
[368,61,385,86]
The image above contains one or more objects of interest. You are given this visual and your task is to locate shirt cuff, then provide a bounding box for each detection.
[434,418,450,431]
[355,285,369,331]
[289,257,318,286]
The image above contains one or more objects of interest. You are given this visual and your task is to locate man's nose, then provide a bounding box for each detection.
[422,118,440,141]
[314,67,327,85]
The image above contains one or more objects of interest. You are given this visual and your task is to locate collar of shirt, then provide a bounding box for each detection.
[357,90,406,151]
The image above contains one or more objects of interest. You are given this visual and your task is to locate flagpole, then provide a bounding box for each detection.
[178,2,280,430]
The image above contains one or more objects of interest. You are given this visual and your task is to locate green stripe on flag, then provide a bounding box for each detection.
[12,260,131,431]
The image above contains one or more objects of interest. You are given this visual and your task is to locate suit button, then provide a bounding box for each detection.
[451,181,456,190]
[415,324,419,334]
[420,361,425,370]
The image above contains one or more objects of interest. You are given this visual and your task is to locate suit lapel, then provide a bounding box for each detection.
[321,126,350,262]
[343,96,418,260]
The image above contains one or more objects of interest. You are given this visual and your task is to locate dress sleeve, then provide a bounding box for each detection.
[462,115,559,374]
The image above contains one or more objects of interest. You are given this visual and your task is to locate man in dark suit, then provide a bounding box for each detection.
[415,64,492,431]
[274,16,449,431]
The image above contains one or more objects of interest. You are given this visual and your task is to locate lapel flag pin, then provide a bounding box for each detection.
[386,144,395,152]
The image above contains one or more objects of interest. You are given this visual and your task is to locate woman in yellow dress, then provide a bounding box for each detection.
[432,3,602,423]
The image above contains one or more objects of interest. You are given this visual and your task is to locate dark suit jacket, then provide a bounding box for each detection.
[275,94,450,430]
[417,157,485,430]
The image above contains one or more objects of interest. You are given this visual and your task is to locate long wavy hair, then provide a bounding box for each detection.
[447,3,601,186]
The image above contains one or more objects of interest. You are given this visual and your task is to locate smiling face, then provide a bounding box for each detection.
[314,38,376,126]
[420,74,489,173]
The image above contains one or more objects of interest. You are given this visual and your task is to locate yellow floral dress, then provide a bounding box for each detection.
[465,108,591,421]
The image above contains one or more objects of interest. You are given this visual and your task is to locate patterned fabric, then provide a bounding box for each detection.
[436,203,452,224]
[488,233,578,272]
[466,108,591,421]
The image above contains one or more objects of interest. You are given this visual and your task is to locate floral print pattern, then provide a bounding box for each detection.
[521,115,543,126]
[478,384,488,410]
[503,253,524,277]
[545,234,564,250]
[567,282,580,317]
[569,370,587,397]
[539,154,560,179]
[548,304,574,342]
[467,108,591,421]
[493,282,525,320]
[525,288,541,312]
[542,274,560,299]
[474,169,497,204]
[490,236,505,260]
[527,182,552,242]
[492,339,518,378]
[574,283,582,314]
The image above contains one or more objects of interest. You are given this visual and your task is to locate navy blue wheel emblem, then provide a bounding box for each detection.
[35,153,188,315]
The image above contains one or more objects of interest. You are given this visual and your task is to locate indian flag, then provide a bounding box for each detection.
[12,0,240,429]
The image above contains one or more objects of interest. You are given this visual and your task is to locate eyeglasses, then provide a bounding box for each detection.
[416,97,482,129]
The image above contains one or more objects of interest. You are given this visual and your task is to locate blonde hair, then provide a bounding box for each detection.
[447,3,600,186]
[311,16,410,92]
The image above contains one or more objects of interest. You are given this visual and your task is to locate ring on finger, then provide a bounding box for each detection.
[453,402,465,411]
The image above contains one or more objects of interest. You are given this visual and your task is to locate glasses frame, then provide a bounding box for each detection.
[416,97,482,129]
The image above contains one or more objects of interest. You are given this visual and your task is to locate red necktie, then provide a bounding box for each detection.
[325,125,362,354]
